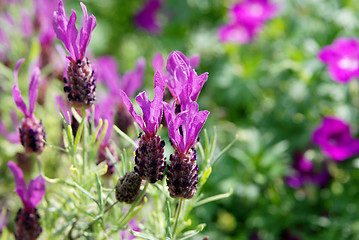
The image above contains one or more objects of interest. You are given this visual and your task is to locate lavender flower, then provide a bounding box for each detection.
[164,101,209,198]
[318,38,359,83]
[120,72,166,183]
[0,111,20,144]
[218,0,277,44]
[13,59,46,154]
[8,161,45,240]
[115,171,142,204]
[53,0,97,109]
[312,117,359,161]
[96,56,146,132]
[285,151,331,189]
[165,51,208,106]
[134,0,163,35]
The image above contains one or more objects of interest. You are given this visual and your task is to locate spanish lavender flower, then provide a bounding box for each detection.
[53,0,97,109]
[165,51,208,106]
[312,117,359,161]
[120,72,166,183]
[96,56,146,132]
[120,217,141,240]
[115,171,142,204]
[13,59,46,154]
[218,0,277,44]
[285,151,331,189]
[134,0,163,35]
[8,161,45,240]
[164,101,209,199]
[318,38,359,83]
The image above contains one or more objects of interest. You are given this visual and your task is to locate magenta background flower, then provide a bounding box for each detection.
[96,56,146,101]
[53,0,96,62]
[91,99,115,143]
[0,111,20,144]
[165,51,208,105]
[218,0,277,44]
[285,151,331,189]
[120,217,141,240]
[312,117,359,161]
[163,101,209,154]
[120,72,165,138]
[35,0,59,47]
[318,38,359,83]
[21,10,33,38]
[134,0,162,35]
[8,161,45,210]
[12,59,40,118]
[0,209,9,234]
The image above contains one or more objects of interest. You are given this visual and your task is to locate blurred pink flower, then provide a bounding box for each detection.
[218,0,277,44]
[312,117,359,161]
[318,38,359,83]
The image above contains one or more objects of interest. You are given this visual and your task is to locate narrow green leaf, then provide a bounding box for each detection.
[176,224,206,240]
[91,119,103,144]
[194,189,233,207]
[106,147,121,176]
[129,230,157,240]
[114,125,138,148]
[73,182,100,208]
[73,116,85,152]
[211,134,238,166]
[198,167,212,189]
[95,174,103,212]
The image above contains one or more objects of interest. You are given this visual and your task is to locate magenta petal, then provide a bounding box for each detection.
[27,175,46,209]
[152,52,164,74]
[79,2,96,59]
[8,161,28,208]
[166,51,190,76]
[191,72,208,102]
[136,92,152,134]
[53,1,68,48]
[67,11,79,60]
[120,90,146,133]
[28,68,40,116]
[12,59,28,117]
[121,57,146,97]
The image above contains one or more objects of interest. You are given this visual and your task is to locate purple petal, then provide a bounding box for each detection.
[27,175,46,208]
[0,120,20,144]
[12,59,29,117]
[166,51,190,76]
[28,68,40,116]
[134,0,162,35]
[135,91,152,135]
[120,90,146,133]
[8,161,28,208]
[190,72,208,102]
[21,10,33,38]
[53,1,69,50]
[218,23,257,44]
[67,11,79,60]
[79,2,97,59]
[152,52,164,74]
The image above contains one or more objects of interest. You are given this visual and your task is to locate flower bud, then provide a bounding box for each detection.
[116,172,142,204]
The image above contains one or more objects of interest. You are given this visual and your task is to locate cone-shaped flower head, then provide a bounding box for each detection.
[166,51,208,106]
[134,0,163,35]
[115,171,142,204]
[312,117,359,161]
[121,72,166,183]
[318,38,359,83]
[164,101,209,198]
[8,161,45,240]
[13,59,46,154]
[53,1,97,109]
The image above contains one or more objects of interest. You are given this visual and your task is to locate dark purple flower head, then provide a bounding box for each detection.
[312,117,359,161]
[53,0,96,62]
[134,0,162,35]
[164,101,209,155]
[285,151,331,189]
[166,51,208,105]
[8,161,45,210]
[12,59,40,118]
[318,38,359,83]
[120,72,165,138]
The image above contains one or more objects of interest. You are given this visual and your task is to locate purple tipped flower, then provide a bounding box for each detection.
[318,38,359,83]
[13,59,46,154]
[121,72,167,183]
[134,0,163,35]
[218,0,277,44]
[312,117,359,161]
[166,51,208,106]
[285,151,331,189]
[164,101,209,198]
[8,161,45,240]
[53,1,97,108]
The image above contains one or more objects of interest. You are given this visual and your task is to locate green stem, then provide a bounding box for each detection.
[104,201,118,214]
[119,181,149,226]
[172,198,184,239]
[36,155,43,176]
[81,108,87,176]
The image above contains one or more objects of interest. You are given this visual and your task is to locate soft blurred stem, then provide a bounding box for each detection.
[172,198,184,239]
[81,108,87,176]
[36,155,43,175]
[119,181,149,226]
[104,201,118,213]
